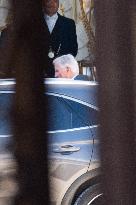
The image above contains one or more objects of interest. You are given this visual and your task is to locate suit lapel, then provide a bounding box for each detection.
[44,22,50,36]
[43,13,63,37]
[51,13,62,36]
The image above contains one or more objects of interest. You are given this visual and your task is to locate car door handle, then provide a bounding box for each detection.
[53,145,80,154]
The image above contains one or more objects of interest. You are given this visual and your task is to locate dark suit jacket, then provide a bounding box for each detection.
[74,74,89,81]
[44,13,78,77]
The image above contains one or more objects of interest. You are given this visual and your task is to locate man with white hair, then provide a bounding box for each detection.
[43,0,78,77]
[53,54,88,80]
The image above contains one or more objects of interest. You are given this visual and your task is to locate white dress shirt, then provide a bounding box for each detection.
[44,13,58,34]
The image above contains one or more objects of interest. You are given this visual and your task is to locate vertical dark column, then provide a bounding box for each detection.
[8,0,49,204]
[95,0,136,204]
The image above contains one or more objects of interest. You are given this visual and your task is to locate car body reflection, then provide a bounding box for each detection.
[0,78,101,205]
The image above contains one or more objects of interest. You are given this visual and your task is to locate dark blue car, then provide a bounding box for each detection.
[0,78,101,205]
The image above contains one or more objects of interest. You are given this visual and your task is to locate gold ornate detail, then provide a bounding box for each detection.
[60,3,65,16]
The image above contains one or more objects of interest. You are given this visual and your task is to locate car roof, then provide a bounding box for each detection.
[0,78,98,106]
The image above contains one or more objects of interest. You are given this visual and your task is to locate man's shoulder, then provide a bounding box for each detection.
[58,13,75,24]
[74,75,89,81]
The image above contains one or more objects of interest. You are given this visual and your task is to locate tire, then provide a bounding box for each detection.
[61,169,100,205]
[73,183,103,205]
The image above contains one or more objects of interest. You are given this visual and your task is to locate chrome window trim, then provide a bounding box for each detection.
[46,92,98,110]
[0,135,12,138]
[0,91,15,93]
[45,79,98,86]
[48,125,99,134]
[0,78,98,86]
[0,126,99,136]
[0,91,98,110]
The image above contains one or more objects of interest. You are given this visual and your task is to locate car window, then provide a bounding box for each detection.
[0,93,13,135]
[47,95,98,131]
[0,93,98,134]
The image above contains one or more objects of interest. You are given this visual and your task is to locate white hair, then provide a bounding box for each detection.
[53,54,79,75]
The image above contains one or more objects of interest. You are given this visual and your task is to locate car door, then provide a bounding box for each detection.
[46,81,99,204]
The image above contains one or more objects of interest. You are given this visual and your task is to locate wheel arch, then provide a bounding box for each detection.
[61,168,101,205]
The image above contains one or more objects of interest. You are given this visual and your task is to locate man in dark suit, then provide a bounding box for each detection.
[53,54,89,81]
[43,0,78,77]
